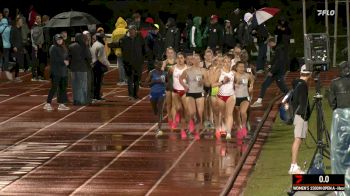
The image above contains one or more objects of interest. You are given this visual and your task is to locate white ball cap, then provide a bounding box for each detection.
[300,64,311,74]
[244,12,253,23]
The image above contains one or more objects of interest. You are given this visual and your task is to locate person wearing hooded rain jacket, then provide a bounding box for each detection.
[112,17,128,85]
[69,33,92,105]
[189,16,203,53]
[0,18,12,80]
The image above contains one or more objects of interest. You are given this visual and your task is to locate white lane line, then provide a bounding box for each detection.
[0,69,118,126]
[0,73,32,86]
[0,89,126,154]
[0,94,10,97]
[69,115,169,196]
[0,95,148,193]
[145,131,204,196]
[0,85,45,104]
[29,95,47,97]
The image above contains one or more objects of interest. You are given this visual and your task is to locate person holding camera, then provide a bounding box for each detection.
[328,62,350,195]
[288,65,311,174]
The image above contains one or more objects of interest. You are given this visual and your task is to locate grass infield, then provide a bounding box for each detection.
[244,90,333,196]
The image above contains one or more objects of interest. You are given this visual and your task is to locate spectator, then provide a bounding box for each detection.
[31,15,45,81]
[69,33,92,105]
[42,15,50,74]
[328,62,350,194]
[44,34,70,111]
[10,16,24,82]
[0,18,12,80]
[164,18,180,52]
[28,5,37,29]
[109,25,146,100]
[236,12,254,53]
[132,12,142,30]
[274,17,291,50]
[140,17,154,39]
[274,17,292,72]
[83,31,94,102]
[145,24,163,72]
[20,14,31,73]
[112,17,128,85]
[206,15,223,52]
[3,8,11,24]
[91,33,110,101]
[251,37,289,107]
[288,65,311,174]
[223,20,235,53]
[182,18,193,52]
[254,22,269,73]
[189,16,203,53]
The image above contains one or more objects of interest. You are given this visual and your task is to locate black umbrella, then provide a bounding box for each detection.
[46,11,101,28]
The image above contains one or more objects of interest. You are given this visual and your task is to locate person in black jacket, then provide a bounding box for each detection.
[207,15,223,52]
[274,17,292,71]
[69,33,92,105]
[253,23,269,73]
[288,64,311,174]
[10,16,24,82]
[328,62,350,110]
[223,20,235,53]
[109,25,146,100]
[145,24,163,72]
[251,37,289,107]
[44,34,70,111]
[164,18,180,52]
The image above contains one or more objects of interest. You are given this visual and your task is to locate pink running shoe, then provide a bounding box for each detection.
[175,112,181,124]
[241,127,248,138]
[236,129,243,140]
[215,129,221,140]
[168,120,174,128]
[189,119,195,133]
[171,121,178,129]
[220,130,227,137]
[181,129,187,139]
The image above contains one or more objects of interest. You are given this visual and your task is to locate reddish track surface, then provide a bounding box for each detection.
[0,69,338,195]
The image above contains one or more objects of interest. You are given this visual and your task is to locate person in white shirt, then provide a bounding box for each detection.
[90,33,110,101]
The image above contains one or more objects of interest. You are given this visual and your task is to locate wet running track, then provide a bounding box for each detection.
[0,69,337,195]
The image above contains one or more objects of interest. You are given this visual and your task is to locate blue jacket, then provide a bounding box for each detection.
[0,18,11,49]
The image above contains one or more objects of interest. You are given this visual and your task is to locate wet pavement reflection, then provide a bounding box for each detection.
[0,70,253,195]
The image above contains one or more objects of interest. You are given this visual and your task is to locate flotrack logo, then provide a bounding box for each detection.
[317,10,335,16]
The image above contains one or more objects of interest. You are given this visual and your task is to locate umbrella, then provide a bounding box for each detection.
[254,7,280,25]
[46,11,101,28]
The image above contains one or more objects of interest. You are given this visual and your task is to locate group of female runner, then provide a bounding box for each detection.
[146,46,255,140]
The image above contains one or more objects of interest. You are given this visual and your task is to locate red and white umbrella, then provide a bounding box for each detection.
[255,7,280,25]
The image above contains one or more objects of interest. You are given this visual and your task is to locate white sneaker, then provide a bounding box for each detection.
[288,165,305,175]
[5,71,13,80]
[43,103,53,111]
[251,101,263,108]
[31,78,38,82]
[58,104,70,111]
[155,129,163,137]
[226,133,232,140]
